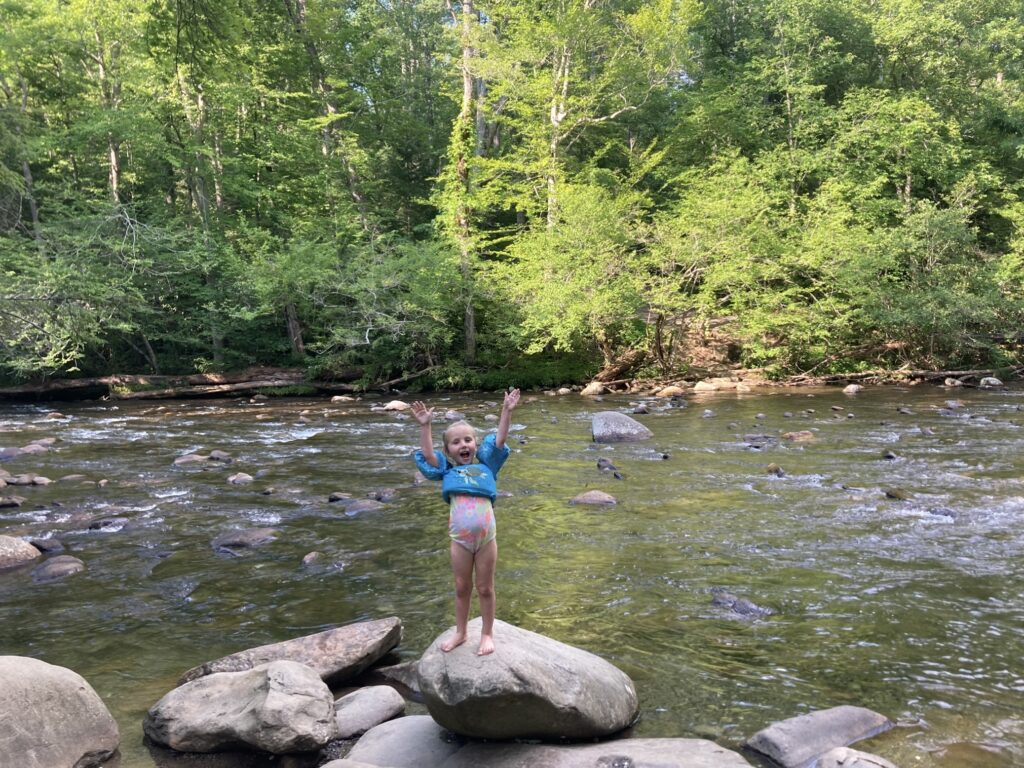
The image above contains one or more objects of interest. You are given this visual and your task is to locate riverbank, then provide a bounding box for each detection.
[0,364,1018,402]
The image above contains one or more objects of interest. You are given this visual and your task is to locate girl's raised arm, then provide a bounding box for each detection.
[411,401,440,467]
[494,388,520,449]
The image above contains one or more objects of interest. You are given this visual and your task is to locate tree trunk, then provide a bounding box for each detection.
[285,302,305,357]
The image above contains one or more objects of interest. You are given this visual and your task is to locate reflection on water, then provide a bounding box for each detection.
[1,387,1023,766]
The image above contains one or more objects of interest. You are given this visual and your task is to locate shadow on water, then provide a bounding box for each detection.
[1,386,1023,766]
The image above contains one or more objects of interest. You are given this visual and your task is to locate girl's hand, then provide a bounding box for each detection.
[411,401,433,426]
[503,388,520,412]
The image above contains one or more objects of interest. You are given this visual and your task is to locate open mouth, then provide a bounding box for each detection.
[458,449,473,462]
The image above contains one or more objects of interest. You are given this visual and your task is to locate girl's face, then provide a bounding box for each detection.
[444,425,478,465]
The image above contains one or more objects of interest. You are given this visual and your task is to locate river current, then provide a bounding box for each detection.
[1,385,1022,767]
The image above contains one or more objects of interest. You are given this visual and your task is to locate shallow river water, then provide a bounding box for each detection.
[1,385,1023,767]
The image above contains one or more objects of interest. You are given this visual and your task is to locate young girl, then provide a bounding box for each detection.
[411,389,520,656]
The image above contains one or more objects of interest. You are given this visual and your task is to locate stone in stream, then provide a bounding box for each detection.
[445,739,756,768]
[179,616,402,686]
[0,495,27,509]
[0,655,120,768]
[144,660,336,754]
[173,453,208,465]
[227,471,254,485]
[334,685,407,738]
[711,590,774,617]
[569,490,617,506]
[0,535,41,568]
[819,746,898,768]
[591,411,653,443]
[211,527,278,553]
[745,705,893,768]
[343,716,463,768]
[417,617,638,740]
[32,555,86,582]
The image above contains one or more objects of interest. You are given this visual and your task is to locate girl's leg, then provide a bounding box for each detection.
[474,539,498,655]
[442,541,474,652]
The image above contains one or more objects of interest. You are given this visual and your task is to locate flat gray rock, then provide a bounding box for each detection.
[179,617,402,686]
[592,411,654,442]
[32,555,86,582]
[0,656,120,768]
[418,618,638,740]
[346,716,462,768]
[442,738,755,767]
[745,706,893,768]
[819,746,898,768]
[144,660,336,754]
[335,685,406,738]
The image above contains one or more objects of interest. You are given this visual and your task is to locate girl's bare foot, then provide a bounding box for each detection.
[441,632,467,652]
[477,634,495,656]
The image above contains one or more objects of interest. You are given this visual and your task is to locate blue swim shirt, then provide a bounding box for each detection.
[413,433,510,503]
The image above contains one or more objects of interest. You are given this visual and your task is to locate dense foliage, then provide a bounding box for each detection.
[2,0,1022,386]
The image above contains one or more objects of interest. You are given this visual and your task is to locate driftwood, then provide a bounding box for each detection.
[0,367,361,402]
[792,368,1021,386]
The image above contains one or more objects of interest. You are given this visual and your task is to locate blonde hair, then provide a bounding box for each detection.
[442,420,476,459]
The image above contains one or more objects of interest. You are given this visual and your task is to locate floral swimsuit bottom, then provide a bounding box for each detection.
[449,494,496,553]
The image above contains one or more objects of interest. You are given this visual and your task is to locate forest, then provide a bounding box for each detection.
[1,0,1022,390]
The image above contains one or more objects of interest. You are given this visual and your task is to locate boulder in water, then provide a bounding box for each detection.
[569,490,617,506]
[745,705,893,768]
[144,660,336,754]
[417,618,638,740]
[32,555,86,582]
[0,535,41,569]
[0,655,120,768]
[445,738,755,768]
[179,617,402,686]
[334,685,406,738]
[591,411,653,443]
[345,716,462,768]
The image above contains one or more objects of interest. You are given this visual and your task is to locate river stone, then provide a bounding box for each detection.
[32,555,86,582]
[227,471,254,484]
[0,495,26,508]
[843,384,863,394]
[0,655,120,768]
[782,430,815,441]
[0,535,42,569]
[819,746,898,768]
[0,446,22,461]
[383,400,410,411]
[591,411,653,443]
[334,685,406,738]
[18,442,49,455]
[179,617,402,686]
[656,385,687,397]
[211,527,278,552]
[979,376,1003,388]
[375,660,422,694]
[173,453,208,465]
[445,738,755,768]
[745,705,893,768]
[580,381,606,396]
[144,660,337,754]
[418,617,638,740]
[346,716,462,768]
[569,490,617,505]
[693,380,719,392]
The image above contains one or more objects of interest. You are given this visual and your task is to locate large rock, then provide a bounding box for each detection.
[591,411,653,443]
[445,739,754,768]
[346,716,462,768]
[819,746,898,768]
[179,617,402,686]
[334,685,406,738]
[418,618,638,740]
[144,660,337,754]
[745,706,893,768]
[0,655,120,768]
[32,555,86,582]
[0,535,42,569]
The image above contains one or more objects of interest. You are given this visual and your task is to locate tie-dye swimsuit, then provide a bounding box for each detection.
[414,433,510,553]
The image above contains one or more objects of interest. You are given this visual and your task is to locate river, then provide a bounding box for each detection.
[1,385,1022,767]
